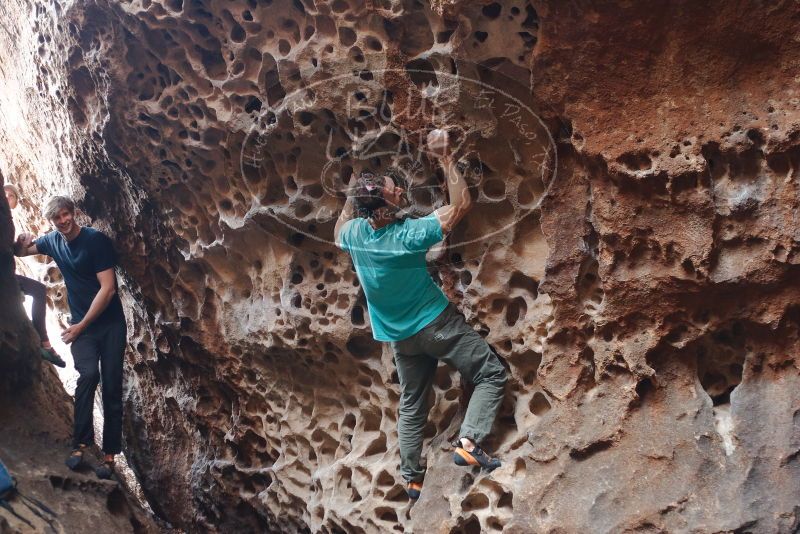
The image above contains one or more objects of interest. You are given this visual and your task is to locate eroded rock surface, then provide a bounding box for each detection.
[1,0,799,532]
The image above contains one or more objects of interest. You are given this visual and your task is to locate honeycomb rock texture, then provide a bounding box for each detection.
[1,0,800,532]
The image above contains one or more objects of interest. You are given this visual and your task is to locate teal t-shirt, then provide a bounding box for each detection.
[338,213,449,342]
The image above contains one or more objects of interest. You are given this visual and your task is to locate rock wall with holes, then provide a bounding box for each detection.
[2,0,800,532]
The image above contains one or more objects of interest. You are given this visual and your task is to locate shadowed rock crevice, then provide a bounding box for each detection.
[0,172,158,532]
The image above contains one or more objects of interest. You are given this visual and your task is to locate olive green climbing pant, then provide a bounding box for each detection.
[390,303,508,483]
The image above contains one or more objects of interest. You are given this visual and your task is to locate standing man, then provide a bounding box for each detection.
[334,130,507,500]
[14,196,126,480]
[4,183,66,367]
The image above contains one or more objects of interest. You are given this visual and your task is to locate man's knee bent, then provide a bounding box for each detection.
[17,275,46,299]
[76,369,100,386]
[397,405,429,426]
[480,355,508,388]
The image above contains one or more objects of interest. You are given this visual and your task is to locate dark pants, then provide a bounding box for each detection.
[390,303,508,482]
[16,274,48,342]
[70,319,127,454]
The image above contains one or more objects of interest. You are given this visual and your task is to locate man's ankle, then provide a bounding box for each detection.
[459,437,476,452]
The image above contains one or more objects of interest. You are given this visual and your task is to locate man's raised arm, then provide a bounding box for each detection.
[334,195,355,248]
[430,130,472,234]
[14,232,39,257]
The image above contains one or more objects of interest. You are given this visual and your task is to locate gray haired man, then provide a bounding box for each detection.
[15,196,126,480]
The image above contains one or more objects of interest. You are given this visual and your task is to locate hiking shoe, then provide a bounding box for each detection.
[95,461,115,480]
[40,347,66,368]
[65,447,85,471]
[453,446,501,472]
[406,481,422,500]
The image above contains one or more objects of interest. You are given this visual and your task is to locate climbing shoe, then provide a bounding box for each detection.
[40,347,66,368]
[453,445,501,472]
[406,481,422,500]
[65,446,86,471]
[95,459,115,480]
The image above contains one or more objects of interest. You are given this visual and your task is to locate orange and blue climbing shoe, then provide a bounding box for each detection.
[453,445,501,472]
[407,481,423,500]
